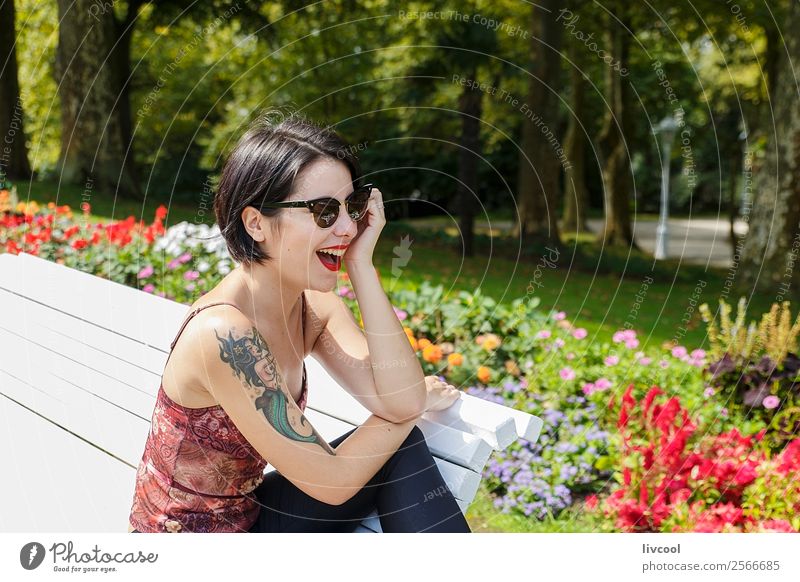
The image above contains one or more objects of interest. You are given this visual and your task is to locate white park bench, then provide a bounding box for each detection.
[0,251,542,533]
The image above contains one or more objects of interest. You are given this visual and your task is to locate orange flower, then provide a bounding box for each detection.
[447,353,463,367]
[422,344,443,363]
[481,333,501,351]
[504,359,521,376]
[403,326,414,336]
[408,336,418,351]
[477,366,491,384]
[417,338,432,350]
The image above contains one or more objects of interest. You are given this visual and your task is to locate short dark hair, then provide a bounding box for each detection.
[213,110,362,266]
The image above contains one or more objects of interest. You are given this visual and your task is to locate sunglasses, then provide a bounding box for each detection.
[258,184,374,229]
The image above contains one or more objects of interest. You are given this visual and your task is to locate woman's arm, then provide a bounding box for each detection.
[346,260,427,423]
[342,186,427,423]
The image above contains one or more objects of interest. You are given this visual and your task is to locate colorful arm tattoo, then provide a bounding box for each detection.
[215,326,335,455]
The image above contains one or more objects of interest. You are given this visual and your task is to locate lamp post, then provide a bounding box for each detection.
[653,115,679,260]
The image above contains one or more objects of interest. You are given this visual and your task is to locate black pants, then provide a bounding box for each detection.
[247,425,472,533]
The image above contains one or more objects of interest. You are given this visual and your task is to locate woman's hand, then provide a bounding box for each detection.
[424,375,461,413]
[343,187,386,267]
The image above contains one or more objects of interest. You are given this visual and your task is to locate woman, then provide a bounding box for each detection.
[128,112,470,533]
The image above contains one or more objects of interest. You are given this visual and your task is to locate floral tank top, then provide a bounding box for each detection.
[128,295,308,533]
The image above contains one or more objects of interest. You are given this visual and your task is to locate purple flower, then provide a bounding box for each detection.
[137,265,154,279]
[704,386,715,398]
[762,395,780,410]
[184,270,200,281]
[659,359,669,369]
[560,367,576,380]
[604,355,619,366]
[572,328,587,339]
[536,329,552,339]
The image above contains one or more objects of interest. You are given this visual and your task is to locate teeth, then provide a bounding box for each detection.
[318,248,345,257]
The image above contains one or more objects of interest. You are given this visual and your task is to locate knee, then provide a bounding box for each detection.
[401,425,428,449]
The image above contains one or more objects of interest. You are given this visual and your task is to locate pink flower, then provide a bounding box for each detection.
[613,329,636,343]
[554,311,566,321]
[184,270,199,281]
[604,355,619,366]
[582,382,596,395]
[185,283,196,292]
[566,352,576,360]
[536,330,552,339]
[762,395,780,410]
[167,258,181,270]
[393,307,408,321]
[704,386,715,397]
[572,328,587,339]
[560,367,576,380]
[337,285,355,300]
[142,284,155,293]
[690,348,706,360]
[594,378,612,390]
[625,338,640,349]
[638,357,652,366]
[178,252,192,264]
[659,359,669,369]
[671,346,687,358]
[554,338,565,348]
[137,265,154,279]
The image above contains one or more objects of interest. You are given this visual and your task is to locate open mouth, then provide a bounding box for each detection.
[316,248,345,271]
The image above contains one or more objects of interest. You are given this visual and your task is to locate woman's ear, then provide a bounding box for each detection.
[241,207,267,242]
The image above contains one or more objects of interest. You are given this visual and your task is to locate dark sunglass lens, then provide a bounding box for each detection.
[311,199,338,227]
[348,189,371,219]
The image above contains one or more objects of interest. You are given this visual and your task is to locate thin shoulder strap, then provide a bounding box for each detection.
[169,301,242,351]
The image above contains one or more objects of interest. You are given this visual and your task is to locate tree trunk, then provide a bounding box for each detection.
[512,0,563,246]
[54,0,141,199]
[561,39,588,234]
[739,1,800,297]
[595,1,637,248]
[0,0,32,180]
[457,72,483,258]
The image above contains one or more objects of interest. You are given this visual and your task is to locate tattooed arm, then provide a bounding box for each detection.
[198,307,423,505]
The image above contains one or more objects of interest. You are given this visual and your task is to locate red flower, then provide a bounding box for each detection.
[155,205,168,221]
[71,239,89,250]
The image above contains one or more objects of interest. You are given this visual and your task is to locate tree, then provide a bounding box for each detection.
[561,21,589,234]
[594,0,637,248]
[512,0,564,246]
[739,0,800,296]
[55,0,141,198]
[0,0,32,180]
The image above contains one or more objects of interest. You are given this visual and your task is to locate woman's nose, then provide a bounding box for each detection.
[332,206,359,238]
